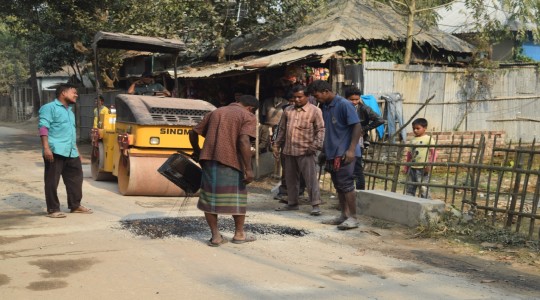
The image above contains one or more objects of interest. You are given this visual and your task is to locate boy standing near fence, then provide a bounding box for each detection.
[405,118,435,198]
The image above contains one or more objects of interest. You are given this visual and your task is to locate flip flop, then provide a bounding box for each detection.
[310,207,321,216]
[337,218,359,230]
[47,212,66,218]
[322,217,346,225]
[275,205,299,211]
[231,235,257,244]
[70,206,93,214]
[207,235,228,247]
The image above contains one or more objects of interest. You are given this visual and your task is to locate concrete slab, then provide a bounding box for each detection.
[357,190,445,227]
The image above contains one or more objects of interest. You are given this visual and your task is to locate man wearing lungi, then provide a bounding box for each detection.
[189,95,259,246]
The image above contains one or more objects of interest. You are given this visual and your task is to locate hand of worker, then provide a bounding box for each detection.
[243,169,254,184]
[305,146,317,156]
[317,152,326,166]
[191,150,200,163]
[342,149,355,165]
[43,148,54,162]
[271,145,280,159]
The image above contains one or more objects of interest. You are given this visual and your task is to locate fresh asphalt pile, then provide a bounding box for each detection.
[120,216,310,239]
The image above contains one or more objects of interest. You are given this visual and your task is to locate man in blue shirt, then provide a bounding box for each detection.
[308,80,363,230]
[38,83,93,218]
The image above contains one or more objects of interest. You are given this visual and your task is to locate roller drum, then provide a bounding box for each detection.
[117,156,185,196]
[91,142,115,181]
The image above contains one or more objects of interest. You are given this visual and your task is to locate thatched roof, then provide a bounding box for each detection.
[221,0,474,56]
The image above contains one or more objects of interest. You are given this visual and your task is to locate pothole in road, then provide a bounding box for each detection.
[120,216,309,239]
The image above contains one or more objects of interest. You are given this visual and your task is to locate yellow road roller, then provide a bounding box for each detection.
[91,95,215,196]
[90,31,215,196]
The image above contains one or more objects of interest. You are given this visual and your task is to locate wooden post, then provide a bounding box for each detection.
[361,48,366,65]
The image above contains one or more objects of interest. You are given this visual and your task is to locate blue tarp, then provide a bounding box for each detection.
[522,42,540,61]
[361,95,384,139]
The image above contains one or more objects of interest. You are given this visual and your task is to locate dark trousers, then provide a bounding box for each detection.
[283,154,321,206]
[44,154,83,213]
[353,156,365,190]
[278,154,305,196]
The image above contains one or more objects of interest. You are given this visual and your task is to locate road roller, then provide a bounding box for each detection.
[90,94,215,195]
[90,31,218,196]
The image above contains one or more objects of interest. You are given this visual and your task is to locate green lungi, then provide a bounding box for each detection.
[197,160,247,215]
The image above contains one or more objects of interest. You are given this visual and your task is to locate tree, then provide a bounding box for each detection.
[381,0,540,65]
[0,23,29,95]
[381,0,457,65]
[0,0,110,115]
[0,0,326,112]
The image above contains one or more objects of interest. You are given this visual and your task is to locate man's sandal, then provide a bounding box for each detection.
[47,212,66,218]
[70,206,93,214]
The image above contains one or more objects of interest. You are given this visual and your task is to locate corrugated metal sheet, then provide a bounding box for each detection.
[363,63,539,141]
[363,62,395,96]
[177,46,345,78]
[93,31,185,53]
[224,0,474,56]
[442,70,467,131]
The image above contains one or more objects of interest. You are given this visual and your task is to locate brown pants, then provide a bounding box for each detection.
[44,154,83,213]
[282,154,321,206]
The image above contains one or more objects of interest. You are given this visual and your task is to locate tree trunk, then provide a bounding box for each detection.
[29,51,40,117]
[404,0,416,65]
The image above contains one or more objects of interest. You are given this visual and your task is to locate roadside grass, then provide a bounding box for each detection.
[412,208,540,265]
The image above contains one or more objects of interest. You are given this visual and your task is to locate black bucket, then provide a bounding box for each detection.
[158,152,201,195]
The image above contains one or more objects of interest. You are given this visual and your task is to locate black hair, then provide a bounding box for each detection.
[290,84,307,95]
[285,90,294,100]
[55,83,78,98]
[307,80,331,94]
[96,95,105,102]
[412,118,428,128]
[238,95,259,112]
[344,86,362,98]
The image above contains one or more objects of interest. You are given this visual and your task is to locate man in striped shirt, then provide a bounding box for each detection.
[272,85,325,216]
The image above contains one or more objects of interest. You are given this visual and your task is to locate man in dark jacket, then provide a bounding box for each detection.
[345,87,384,190]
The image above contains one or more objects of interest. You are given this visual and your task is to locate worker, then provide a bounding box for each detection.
[93,95,109,128]
[128,71,171,96]
[309,80,363,230]
[189,95,259,246]
[38,83,93,218]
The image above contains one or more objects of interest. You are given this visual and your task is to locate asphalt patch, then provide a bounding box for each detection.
[120,216,309,239]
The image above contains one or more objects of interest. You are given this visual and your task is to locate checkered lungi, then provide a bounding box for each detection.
[197,160,247,215]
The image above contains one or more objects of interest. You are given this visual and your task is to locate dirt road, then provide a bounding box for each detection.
[1,120,539,299]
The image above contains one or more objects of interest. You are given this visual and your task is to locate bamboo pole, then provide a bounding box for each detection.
[388,94,436,142]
